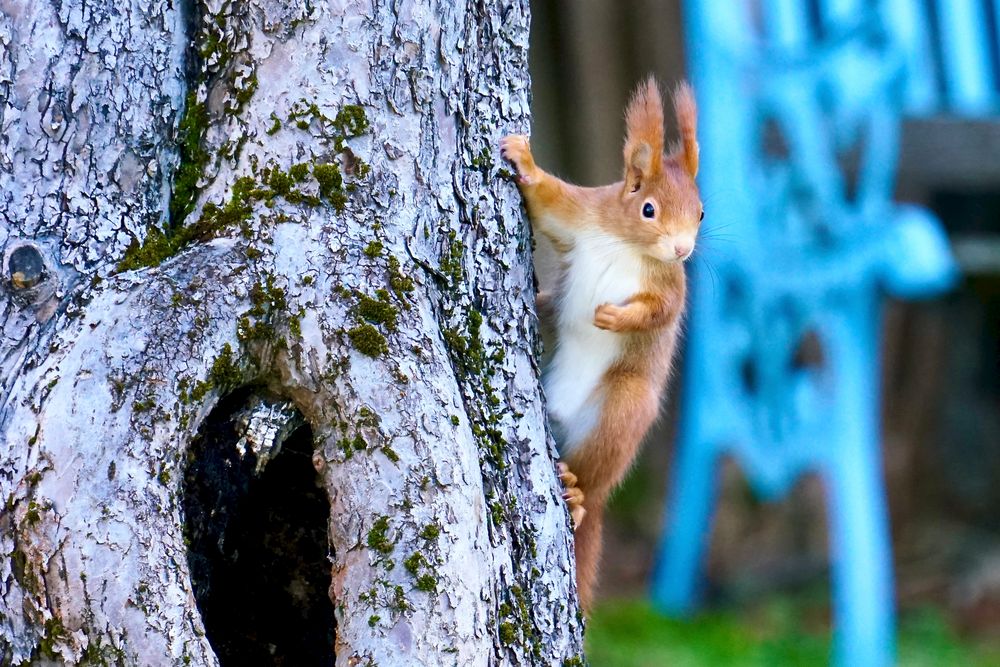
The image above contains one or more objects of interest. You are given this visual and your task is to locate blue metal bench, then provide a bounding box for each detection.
[650,1,972,664]
[886,0,1000,116]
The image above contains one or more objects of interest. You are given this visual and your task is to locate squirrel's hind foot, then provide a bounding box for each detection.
[557,461,586,530]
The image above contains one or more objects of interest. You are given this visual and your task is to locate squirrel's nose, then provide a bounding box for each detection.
[674,241,693,258]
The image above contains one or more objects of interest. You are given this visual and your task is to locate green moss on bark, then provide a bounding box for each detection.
[117,101,369,272]
[347,324,388,358]
[356,291,398,331]
[366,515,393,554]
[170,93,211,226]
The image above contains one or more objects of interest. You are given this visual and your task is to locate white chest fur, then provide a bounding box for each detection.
[544,231,644,454]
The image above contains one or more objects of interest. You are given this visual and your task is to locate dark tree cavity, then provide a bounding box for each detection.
[183,390,335,666]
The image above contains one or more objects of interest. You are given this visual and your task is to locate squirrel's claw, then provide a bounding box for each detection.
[500,134,536,185]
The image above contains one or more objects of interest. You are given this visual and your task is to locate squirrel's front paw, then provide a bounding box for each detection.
[594,303,626,331]
[500,134,537,185]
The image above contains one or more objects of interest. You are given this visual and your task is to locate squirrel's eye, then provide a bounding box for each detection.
[642,202,655,219]
[700,209,705,221]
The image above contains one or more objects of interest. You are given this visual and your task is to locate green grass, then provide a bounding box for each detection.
[586,598,1000,667]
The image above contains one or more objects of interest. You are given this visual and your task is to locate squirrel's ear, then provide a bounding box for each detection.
[670,81,699,178]
[623,76,664,192]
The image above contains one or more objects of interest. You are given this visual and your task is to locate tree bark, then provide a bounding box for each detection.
[0,0,584,664]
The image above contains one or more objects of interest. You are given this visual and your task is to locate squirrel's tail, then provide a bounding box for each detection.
[573,500,604,613]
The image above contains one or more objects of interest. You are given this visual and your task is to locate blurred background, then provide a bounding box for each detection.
[527,1,1000,664]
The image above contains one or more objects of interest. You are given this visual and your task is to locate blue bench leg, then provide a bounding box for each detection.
[825,445,895,667]
[650,430,719,614]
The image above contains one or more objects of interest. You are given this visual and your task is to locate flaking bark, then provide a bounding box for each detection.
[0,0,584,664]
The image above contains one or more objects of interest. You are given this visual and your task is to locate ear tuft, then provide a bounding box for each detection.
[623,76,665,190]
[671,81,699,178]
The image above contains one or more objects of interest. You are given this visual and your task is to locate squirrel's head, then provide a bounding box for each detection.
[618,77,702,264]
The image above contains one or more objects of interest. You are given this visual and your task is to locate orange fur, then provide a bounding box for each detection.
[501,78,702,611]
[624,76,665,190]
[671,81,699,178]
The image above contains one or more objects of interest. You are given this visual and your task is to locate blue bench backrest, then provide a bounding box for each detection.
[886,0,1000,115]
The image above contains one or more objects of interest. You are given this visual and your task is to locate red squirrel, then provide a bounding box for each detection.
[501,77,702,610]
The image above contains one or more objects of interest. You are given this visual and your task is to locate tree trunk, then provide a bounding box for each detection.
[0,0,584,664]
